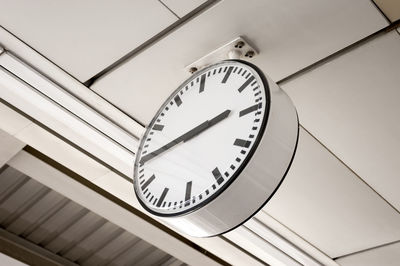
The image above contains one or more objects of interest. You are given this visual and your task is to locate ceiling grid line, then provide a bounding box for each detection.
[86,0,222,86]
[277,22,400,86]
[299,125,400,216]
[371,0,392,23]
[158,0,181,19]
[0,26,83,91]
[333,239,400,261]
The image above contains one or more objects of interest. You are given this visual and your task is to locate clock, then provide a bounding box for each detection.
[133,60,298,237]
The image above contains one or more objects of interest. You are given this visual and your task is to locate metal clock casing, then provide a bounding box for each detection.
[133,60,298,237]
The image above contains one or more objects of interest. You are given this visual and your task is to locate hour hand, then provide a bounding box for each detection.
[139,109,230,165]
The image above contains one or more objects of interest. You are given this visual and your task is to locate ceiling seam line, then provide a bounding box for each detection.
[333,239,400,261]
[370,0,392,24]
[85,0,222,86]
[300,125,400,215]
[22,145,230,266]
[0,26,85,92]
[276,19,400,86]
[158,0,180,19]
[70,81,146,128]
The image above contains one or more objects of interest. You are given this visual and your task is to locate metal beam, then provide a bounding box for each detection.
[0,228,78,266]
[7,149,224,266]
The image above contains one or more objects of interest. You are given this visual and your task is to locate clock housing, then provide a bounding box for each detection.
[133,60,298,237]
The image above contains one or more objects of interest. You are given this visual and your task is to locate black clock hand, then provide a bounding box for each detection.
[140,109,231,165]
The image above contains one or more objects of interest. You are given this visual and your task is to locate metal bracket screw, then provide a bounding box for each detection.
[234,41,245,49]
[189,67,198,74]
[244,51,255,58]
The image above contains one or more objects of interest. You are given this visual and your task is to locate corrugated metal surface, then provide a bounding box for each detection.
[0,165,186,266]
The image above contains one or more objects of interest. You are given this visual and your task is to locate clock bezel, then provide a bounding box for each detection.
[133,59,271,217]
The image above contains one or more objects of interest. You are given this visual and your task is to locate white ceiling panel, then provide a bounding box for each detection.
[0,1,177,81]
[280,31,400,212]
[335,241,400,266]
[161,0,207,17]
[91,0,387,124]
[263,128,400,258]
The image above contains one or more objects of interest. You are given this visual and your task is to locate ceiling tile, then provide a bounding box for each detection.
[336,241,400,266]
[281,31,400,212]
[161,0,207,17]
[91,0,387,124]
[264,128,400,258]
[374,0,400,22]
[0,1,177,81]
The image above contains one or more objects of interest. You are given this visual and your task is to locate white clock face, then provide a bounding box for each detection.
[134,60,269,216]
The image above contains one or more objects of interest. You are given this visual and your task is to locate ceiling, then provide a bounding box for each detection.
[90,0,388,124]
[1,0,400,265]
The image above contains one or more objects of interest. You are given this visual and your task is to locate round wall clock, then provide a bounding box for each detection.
[133,60,298,237]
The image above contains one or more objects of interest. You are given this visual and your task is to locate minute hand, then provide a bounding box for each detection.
[140,109,231,165]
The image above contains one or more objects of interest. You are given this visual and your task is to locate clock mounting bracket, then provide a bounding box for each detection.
[186,36,258,74]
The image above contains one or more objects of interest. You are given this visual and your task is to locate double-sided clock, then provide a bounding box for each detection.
[133,60,298,237]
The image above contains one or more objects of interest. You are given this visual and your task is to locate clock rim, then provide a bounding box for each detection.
[133,59,271,217]
[200,122,299,237]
